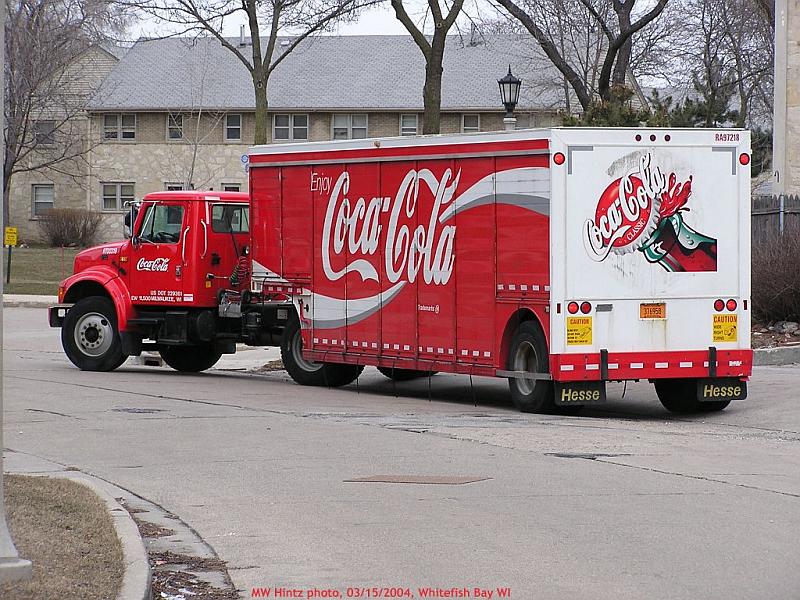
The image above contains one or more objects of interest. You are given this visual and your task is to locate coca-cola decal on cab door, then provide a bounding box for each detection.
[583,152,717,272]
[136,257,170,272]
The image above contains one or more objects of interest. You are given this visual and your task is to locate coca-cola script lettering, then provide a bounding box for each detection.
[322,169,458,286]
[136,257,170,272]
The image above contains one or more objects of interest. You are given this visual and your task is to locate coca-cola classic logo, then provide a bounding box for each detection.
[583,152,717,273]
[322,169,458,286]
[136,257,170,272]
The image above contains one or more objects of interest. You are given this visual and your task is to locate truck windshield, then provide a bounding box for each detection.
[138,203,184,244]
[212,204,249,233]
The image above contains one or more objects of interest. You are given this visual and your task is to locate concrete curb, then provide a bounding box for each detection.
[51,474,152,600]
[3,295,56,309]
[753,345,800,366]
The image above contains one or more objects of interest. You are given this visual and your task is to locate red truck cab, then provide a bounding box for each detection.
[50,191,258,372]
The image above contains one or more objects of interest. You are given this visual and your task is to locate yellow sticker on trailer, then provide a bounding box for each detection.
[713,314,738,342]
[566,316,593,346]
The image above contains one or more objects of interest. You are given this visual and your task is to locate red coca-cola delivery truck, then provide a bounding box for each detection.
[50,128,752,413]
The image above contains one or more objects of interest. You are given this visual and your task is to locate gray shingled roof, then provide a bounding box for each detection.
[90,34,567,112]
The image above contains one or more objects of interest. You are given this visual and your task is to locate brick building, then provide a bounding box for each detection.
[9,35,570,243]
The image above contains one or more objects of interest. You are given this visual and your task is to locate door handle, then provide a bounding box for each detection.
[200,221,207,258]
[181,226,190,265]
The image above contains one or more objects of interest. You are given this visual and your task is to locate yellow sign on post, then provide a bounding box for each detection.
[4,226,18,247]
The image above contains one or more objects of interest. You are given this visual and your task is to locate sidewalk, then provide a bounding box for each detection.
[3,294,57,308]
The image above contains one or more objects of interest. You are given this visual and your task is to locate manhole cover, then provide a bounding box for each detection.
[344,475,489,485]
[113,408,165,414]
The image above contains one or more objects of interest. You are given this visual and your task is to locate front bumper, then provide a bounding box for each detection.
[48,304,74,327]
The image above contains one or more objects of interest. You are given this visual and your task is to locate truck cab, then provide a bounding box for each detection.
[50,191,264,372]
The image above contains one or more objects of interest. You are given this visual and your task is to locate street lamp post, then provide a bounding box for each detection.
[498,66,522,132]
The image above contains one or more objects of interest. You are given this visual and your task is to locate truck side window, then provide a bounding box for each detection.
[211,204,249,233]
[138,204,185,244]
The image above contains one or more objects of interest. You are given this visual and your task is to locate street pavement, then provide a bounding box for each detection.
[3,306,800,599]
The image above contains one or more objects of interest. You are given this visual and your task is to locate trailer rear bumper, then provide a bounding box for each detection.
[550,349,752,382]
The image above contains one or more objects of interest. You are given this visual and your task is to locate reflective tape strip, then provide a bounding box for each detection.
[560,365,574,372]
[586,364,599,371]
[679,361,693,368]
[655,362,669,369]
[630,362,644,369]
[608,363,619,369]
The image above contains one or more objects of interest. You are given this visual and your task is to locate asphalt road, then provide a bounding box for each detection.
[3,306,800,599]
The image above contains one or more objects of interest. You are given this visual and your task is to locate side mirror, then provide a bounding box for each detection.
[123,201,139,240]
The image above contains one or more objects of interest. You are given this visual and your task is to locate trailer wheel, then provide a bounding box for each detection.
[377,367,437,381]
[61,296,127,372]
[281,318,363,387]
[160,345,222,373]
[654,379,731,413]
[507,320,556,413]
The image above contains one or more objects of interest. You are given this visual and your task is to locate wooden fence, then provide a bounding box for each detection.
[752,194,800,243]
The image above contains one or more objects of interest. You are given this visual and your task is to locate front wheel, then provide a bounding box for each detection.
[654,379,731,413]
[61,296,127,372]
[507,320,556,413]
[280,318,363,387]
[160,345,222,373]
[377,367,437,381]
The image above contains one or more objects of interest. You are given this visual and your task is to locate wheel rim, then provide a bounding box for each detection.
[74,312,113,357]
[513,340,537,396]
[292,330,322,372]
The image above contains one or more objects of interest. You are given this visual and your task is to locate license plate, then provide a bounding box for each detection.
[640,302,666,319]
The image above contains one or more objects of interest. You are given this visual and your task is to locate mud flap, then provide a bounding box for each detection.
[697,378,747,402]
[554,381,607,406]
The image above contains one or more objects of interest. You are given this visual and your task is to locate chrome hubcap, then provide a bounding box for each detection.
[74,312,113,357]
[292,330,322,372]
[513,340,537,395]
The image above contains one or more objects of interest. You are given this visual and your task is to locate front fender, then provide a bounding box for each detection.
[61,267,134,331]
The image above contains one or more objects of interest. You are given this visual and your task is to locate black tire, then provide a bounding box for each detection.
[654,378,731,413]
[61,296,127,372]
[377,367,437,381]
[280,318,363,387]
[160,345,222,372]
[507,320,557,413]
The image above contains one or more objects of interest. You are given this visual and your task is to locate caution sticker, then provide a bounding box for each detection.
[566,316,593,346]
[713,314,738,343]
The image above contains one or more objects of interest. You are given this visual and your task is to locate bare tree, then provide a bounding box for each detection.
[130,0,374,144]
[490,0,668,110]
[391,0,465,134]
[3,0,126,223]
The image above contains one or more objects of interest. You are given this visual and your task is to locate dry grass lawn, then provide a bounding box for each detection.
[4,246,80,295]
[0,475,123,600]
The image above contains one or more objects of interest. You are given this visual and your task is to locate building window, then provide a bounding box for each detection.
[400,114,418,136]
[222,183,241,192]
[167,114,183,140]
[462,114,480,133]
[34,120,56,145]
[332,114,368,140]
[103,114,136,140]
[225,114,242,141]
[164,182,184,191]
[32,184,54,217]
[102,182,135,211]
[273,114,308,141]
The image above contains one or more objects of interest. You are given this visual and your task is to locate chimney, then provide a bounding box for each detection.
[239,25,246,47]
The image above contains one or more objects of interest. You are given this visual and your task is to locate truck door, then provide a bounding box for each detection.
[129,201,189,304]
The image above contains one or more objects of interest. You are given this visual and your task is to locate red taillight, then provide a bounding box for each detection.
[567,301,579,314]
[739,153,750,166]
[580,301,592,314]
[726,299,737,311]
[553,152,566,166]
[714,299,725,312]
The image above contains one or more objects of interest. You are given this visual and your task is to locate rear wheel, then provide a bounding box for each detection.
[281,318,363,387]
[507,320,556,413]
[377,367,437,381]
[654,378,731,413]
[62,296,127,372]
[160,345,222,373]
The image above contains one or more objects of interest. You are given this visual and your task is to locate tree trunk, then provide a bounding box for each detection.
[422,41,445,134]
[253,69,269,145]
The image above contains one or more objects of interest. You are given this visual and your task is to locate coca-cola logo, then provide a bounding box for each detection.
[136,257,170,272]
[584,153,667,261]
[322,169,458,286]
